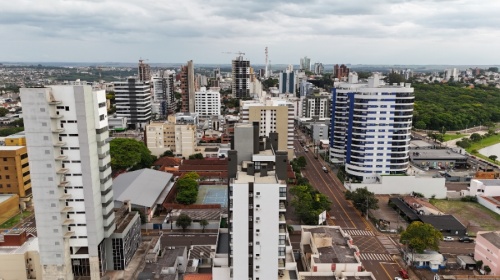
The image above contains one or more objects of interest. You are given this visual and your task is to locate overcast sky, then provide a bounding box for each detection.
[1,0,499,65]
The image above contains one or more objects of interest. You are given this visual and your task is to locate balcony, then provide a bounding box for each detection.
[62,219,74,225]
[52,128,65,133]
[58,181,70,187]
[53,141,66,147]
[279,202,286,212]
[59,194,72,200]
[55,155,68,161]
[48,100,62,105]
[279,214,286,223]
[63,231,75,239]
[56,168,69,174]
[50,114,64,119]
[61,206,73,213]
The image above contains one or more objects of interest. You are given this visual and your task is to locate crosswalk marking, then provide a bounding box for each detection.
[13,227,37,234]
[360,253,393,261]
[344,229,375,236]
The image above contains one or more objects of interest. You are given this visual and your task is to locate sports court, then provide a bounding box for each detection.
[197,185,228,207]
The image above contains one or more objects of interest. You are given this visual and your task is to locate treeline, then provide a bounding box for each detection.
[413,83,500,130]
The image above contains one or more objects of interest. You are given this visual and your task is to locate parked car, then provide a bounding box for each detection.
[443,236,454,241]
[322,166,328,173]
[394,277,403,280]
[459,237,474,243]
[399,269,409,279]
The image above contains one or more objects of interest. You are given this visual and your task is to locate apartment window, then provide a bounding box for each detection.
[2,158,6,161]
[52,216,57,220]
[45,150,50,155]
[40,108,45,112]
[51,203,56,207]
[65,106,70,111]
[4,167,7,170]
[44,136,49,140]
[6,175,9,179]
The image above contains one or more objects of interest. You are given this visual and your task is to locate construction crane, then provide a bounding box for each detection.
[221,51,246,57]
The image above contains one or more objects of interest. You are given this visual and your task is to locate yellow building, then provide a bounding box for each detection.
[0,194,20,225]
[4,131,26,146]
[0,146,31,209]
[145,122,176,156]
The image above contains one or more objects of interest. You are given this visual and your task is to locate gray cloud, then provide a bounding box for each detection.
[0,0,499,64]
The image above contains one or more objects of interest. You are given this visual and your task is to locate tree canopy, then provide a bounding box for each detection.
[345,187,379,216]
[175,174,199,205]
[413,83,500,130]
[400,221,443,253]
[0,108,9,117]
[176,213,192,231]
[289,184,331,225]
[109,138,156,171]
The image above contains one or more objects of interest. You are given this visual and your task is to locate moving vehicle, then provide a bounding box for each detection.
[443,236,454,241]
[459,237,474,243]
[398,269,409,279]
[322,166,328,173]
[304,148,308,152]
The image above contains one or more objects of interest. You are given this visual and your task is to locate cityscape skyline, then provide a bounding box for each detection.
[2,0,500,64]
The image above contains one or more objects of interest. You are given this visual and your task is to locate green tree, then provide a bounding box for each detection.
[162,150,174,157]
[175,176,199,205]
[262,77,279,89]
[0,108,9,117]
[109,138,156,171]
[296,156,307,169]
[176,214,192,231]
[400,221,443,253]
[344,187,379,217]
[199,219,209,233]
[289,184,331,225]
[414,120,426,130]
[489,155,498,162]
[188,153,204,159]
[470,133,482,142]
[385,72,405,84]
[476,260,483,269]
[182,172,200,181]
[484,265,491,274]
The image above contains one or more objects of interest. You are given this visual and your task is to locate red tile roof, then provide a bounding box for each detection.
[184,274,212,280]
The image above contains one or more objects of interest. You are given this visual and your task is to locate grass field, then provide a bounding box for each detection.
[430,199,500,232]
[443,133,466,142]
[0,211,32,229]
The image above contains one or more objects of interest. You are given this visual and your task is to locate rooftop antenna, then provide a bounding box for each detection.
[265,47,269,78]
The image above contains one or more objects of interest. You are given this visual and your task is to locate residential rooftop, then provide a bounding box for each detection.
[479,231,500,248]
[303,227,358,264]
[409,149,468,160]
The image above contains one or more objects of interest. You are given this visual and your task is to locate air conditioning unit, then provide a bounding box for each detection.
[256,233,260,236]
[256,220,260,223]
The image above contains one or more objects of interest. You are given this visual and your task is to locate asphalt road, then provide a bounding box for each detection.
[294,129,403,279]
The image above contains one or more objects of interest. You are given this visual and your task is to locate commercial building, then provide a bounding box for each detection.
[3,131,26,146]
[278,70,296,94]
[409,149,468,169]
[232,55,251,98]
[213,123,297,280]
[0,145,32,208]
[329,73,414,183]
[195,87,221,117]
[0,231,42,280]
[114,78,152,129]
[241,100,295,159]
[474,231,500,275]
[181,60,196,113]
[21,85,116,279]
[462,179,500,215]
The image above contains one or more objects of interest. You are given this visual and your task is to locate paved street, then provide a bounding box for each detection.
[293,128,403,279]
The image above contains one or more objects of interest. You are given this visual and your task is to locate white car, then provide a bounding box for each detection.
[394,277,403,280]
[443,236,454,241]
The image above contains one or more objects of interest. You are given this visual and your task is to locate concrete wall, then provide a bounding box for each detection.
[477,196,500,215]
[349,175,447,198]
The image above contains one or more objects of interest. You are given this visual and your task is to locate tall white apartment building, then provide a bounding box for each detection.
[329,73,414,183]
[175,124,196,158]
[221,124,296,280]
[241,99,295,159]
[300,56,311,71]
[444,68,458,81]
[114,78,152,129]
[195,87,221,117]
[21,86,116,279]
